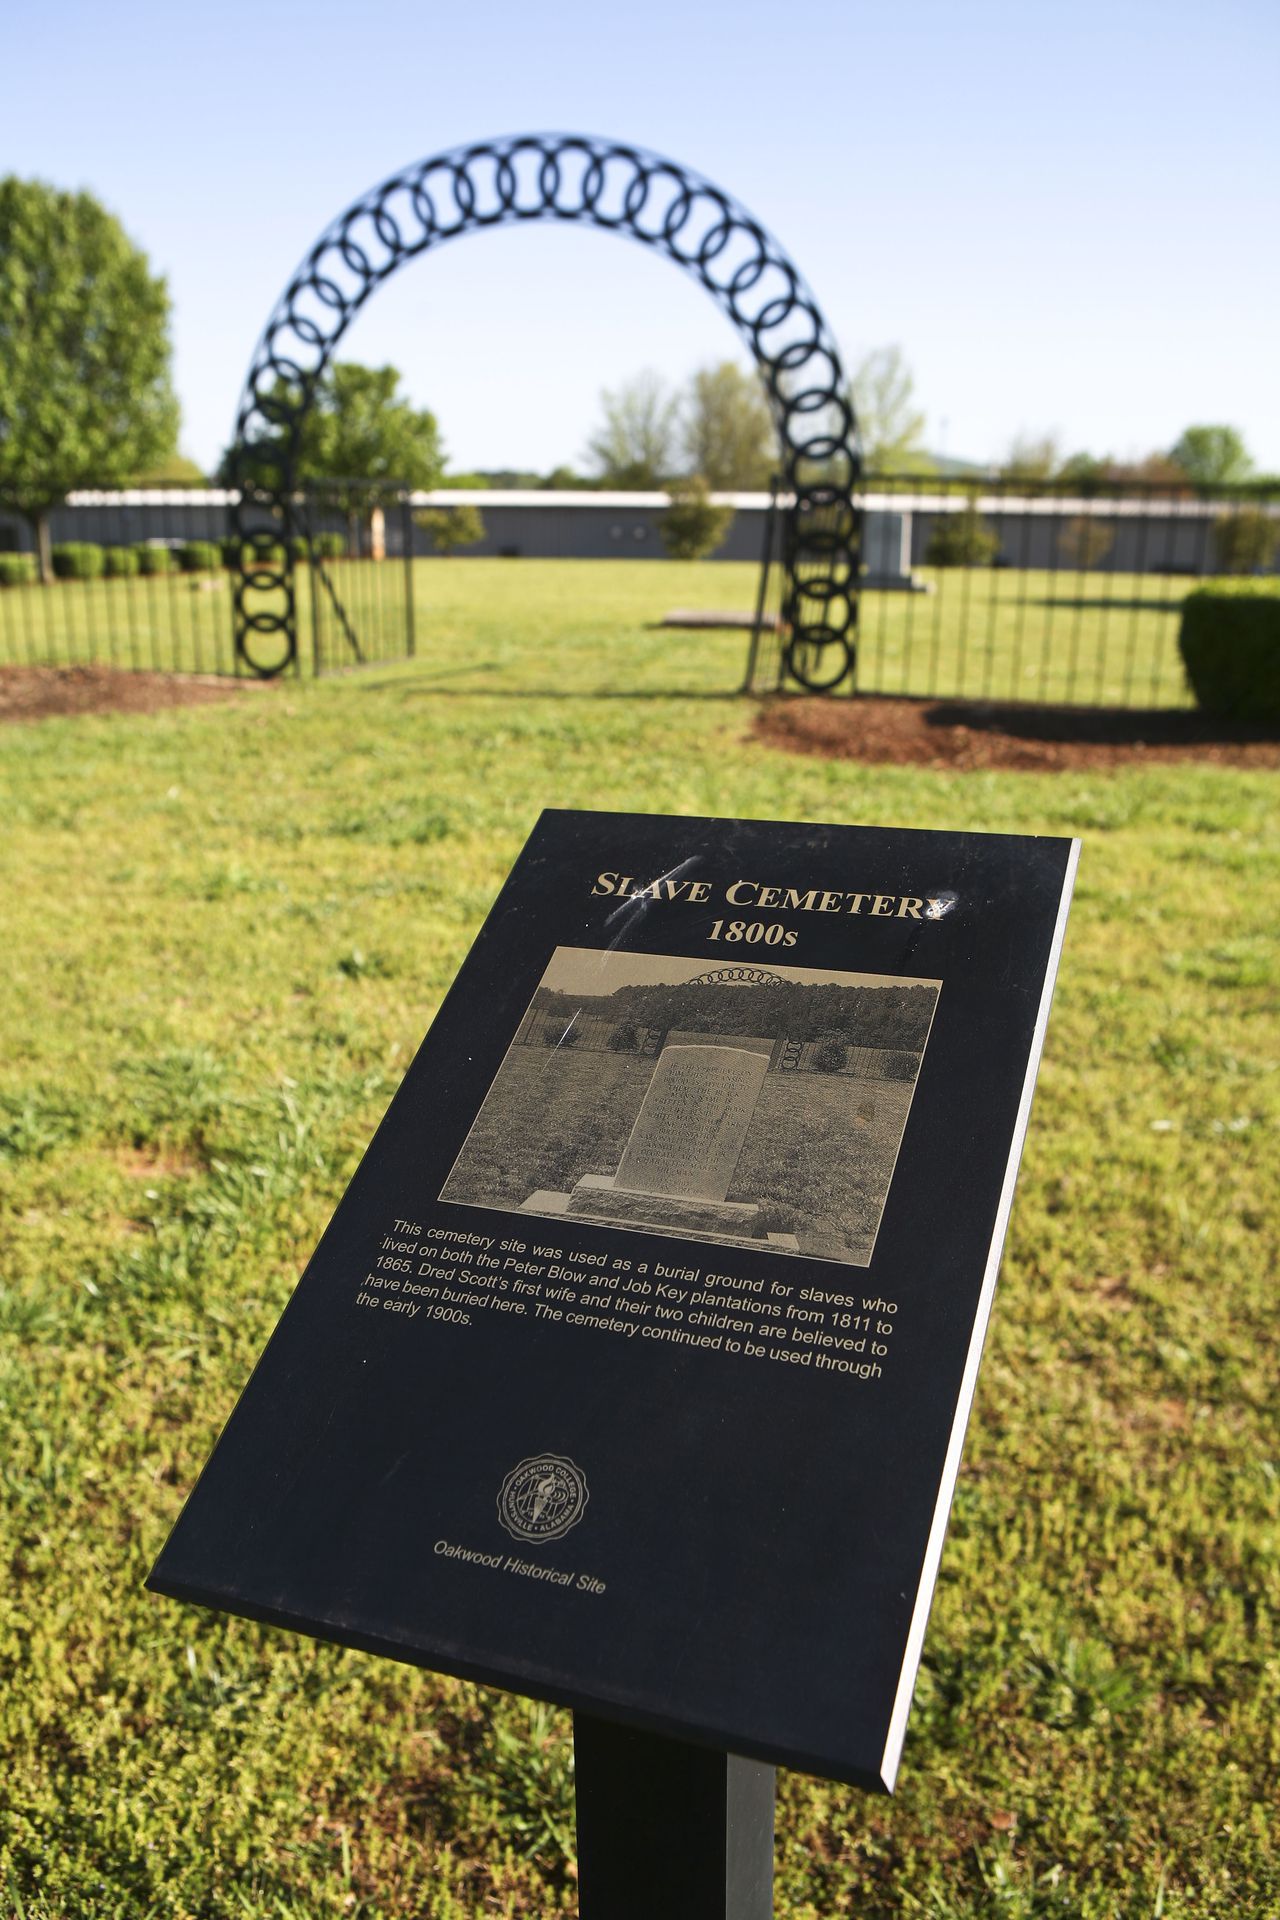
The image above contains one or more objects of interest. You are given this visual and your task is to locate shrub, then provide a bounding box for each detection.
[135,544,176,575]
[811,1037,847,1075]
[178,541,222,573]
[658,477,734,560]
[608,1020,640,1053]
[415,503,486,555]
[1058,515,1114,569]
[288,536,343,563]
[926,499,999,567]
[0,554,37,586]
[1213,509,1279,574]
[51,542,105,580]
[218,538,291,570]
[102,546,140,577]
[1179,581,1280,722]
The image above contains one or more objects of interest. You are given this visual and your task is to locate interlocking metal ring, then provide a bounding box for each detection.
[227,134,861,687]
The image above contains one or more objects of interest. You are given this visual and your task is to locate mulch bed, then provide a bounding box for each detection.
[754,694,1280,772]
[0,665,274,725]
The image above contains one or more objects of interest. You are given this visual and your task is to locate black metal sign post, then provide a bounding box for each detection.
[574,1715,775,1920]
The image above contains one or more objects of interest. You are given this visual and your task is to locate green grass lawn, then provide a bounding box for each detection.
[0,565,1275,1916]
[1,556,1200,707]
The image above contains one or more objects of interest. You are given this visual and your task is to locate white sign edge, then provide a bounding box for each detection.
[880,834,1082,1791]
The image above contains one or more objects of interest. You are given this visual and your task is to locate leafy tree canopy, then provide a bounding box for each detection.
[1056,451,1111,489]
[414,500,486,554]
[681,361,775,491]
[847,345,929,473]
[583,370,681,488]
[131,452,206,487]
[541,464,597,490]
[1001,433,1062,481]
[0,177,178,577]
[658,475,735,559]
[1170,424,1253,489]
[293,362,444,509]
[533,979,936,1050]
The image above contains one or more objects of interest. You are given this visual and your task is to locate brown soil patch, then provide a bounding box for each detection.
[755,694,1280,771]
[0,664,274,725]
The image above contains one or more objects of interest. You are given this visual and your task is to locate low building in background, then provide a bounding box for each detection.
[2,485,1276,575]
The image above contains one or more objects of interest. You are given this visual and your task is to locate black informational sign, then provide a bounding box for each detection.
[149,810,1078,1792]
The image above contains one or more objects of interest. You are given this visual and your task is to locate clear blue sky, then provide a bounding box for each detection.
[6,0,1277,475]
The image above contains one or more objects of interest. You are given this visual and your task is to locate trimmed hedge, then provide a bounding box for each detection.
[1179,580,1280,722]
[218,538,282,570]
[216,535,347,567]
[51,542,105,580]
[135,545,176,576]
[1214,510,1279,575]
[234,541,287,569]
[0,554,37,587]
[178,541,222,573]
[926,502,1000,567]
[103,546,140,578]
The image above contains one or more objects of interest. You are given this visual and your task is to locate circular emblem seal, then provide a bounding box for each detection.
[497,1454,590,1544]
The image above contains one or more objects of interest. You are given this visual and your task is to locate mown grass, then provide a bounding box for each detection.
[1,556,1200,707]
[0,566,1276,1916]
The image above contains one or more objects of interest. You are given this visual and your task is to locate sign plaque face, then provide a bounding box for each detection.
[148,810,1078,1792]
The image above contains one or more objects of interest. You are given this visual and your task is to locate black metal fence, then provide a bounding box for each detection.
[1,474,1275,707]
[749,474,1280,707]
[0,483,417,679]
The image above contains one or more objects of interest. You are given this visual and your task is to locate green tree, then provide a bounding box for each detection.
[1056,451,1111,492]
[1001,432,1062,481]
[847,345,928,472]
[0,177,179,581]
[681,361,775,491]
[658,475,735,560]
[414,500,486,555]
[1213,509,1278,574]
[542,464,596,490]
[131,452,206,487]
[584,371,681,488]
[295,362,444,549]
[1171,424,1253,489]
[926,495,1000,567]
[1058,515,1115,568]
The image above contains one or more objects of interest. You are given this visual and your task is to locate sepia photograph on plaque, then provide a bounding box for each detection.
[441,948,941,1266]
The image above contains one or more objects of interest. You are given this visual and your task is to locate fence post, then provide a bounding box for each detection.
[402,492,416,659]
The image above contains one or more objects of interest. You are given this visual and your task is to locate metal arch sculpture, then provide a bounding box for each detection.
[686,967,788,987]
[227,134,861,689]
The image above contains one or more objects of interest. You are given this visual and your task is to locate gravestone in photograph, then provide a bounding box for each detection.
[527,1040,785,1246]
